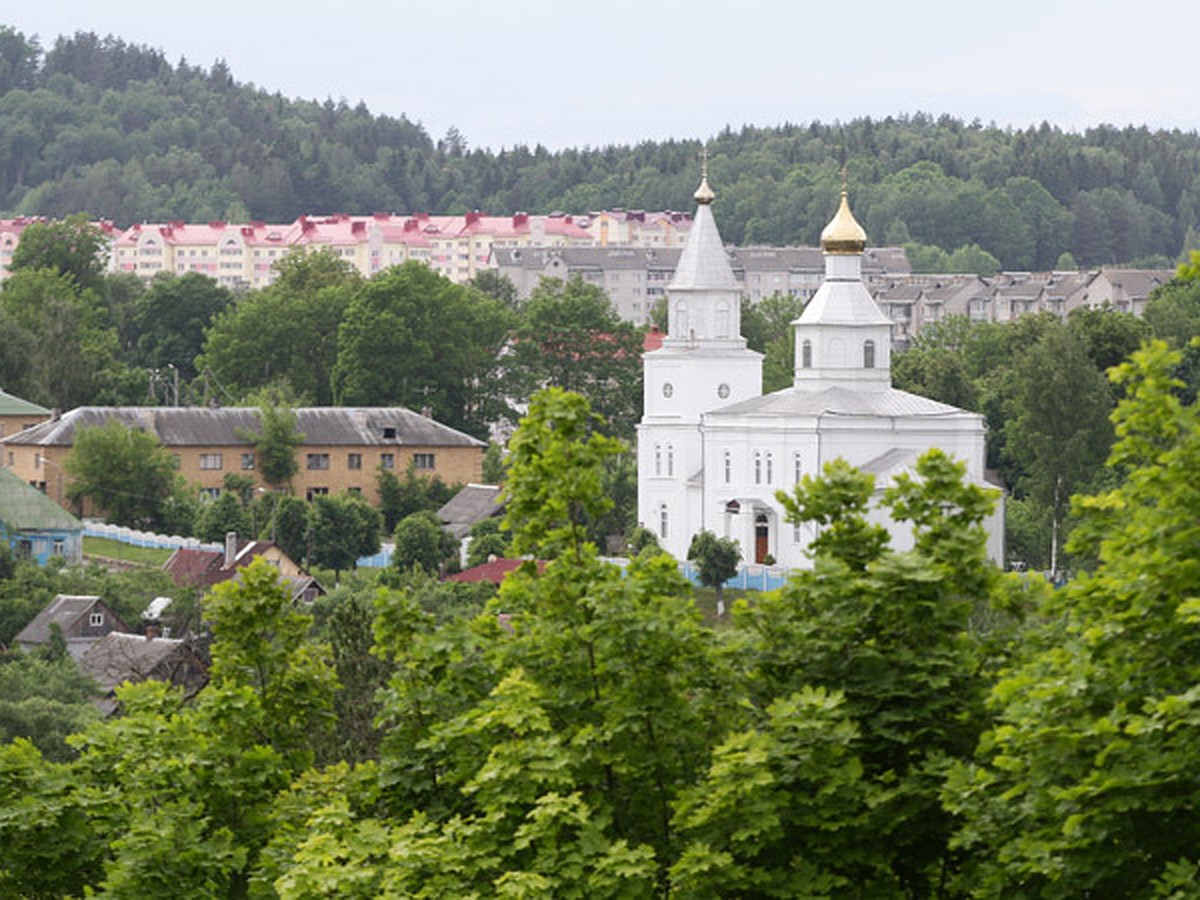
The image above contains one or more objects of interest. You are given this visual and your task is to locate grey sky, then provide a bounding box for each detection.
[6,1,1197,151]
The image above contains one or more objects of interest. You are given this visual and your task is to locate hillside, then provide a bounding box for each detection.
[3,25,1200,269]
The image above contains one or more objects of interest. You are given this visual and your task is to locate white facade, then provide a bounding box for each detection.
[637,180,1002,570]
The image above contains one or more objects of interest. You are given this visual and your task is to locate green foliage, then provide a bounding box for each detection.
[686,530,741,609]
[502,387,624,560]
[194,491,251,543]
[239,394,304,491]
[307,492,382,579]
[64,418,187,529]
[466,516,511,568]
[8,214,109,291]
[375,462,455,534]
[508,277,643,440]
[0,653,100,760]
[946,340,1200,895]
[391,510,457,574]
[134,272,233,381]
[333,261,513,438]
[199,251,360,405]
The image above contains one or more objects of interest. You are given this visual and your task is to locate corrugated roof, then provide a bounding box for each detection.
[0,389,49,417]
[438,484,505,538]
[79,632,194,694]
[13,595,120,646]
[5,407,485,449]
[0,468,83,532]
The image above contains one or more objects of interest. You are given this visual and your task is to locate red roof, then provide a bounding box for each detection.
[162,539,282,588]
[447,558,544,584]
[642,326,665,353]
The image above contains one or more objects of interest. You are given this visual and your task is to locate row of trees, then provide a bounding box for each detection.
[0,216,644,443]
[4,26,1200,266]
[886,278,1200,574]
[3,357,1200,894]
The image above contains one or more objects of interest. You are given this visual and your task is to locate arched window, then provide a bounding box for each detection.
[765,451,774,484]
[666,444,674,477]
[659,503,669,539]
[754,451,763,485]
[793,451,802,486]
[654,444,662,476]
[864,339,876,369]
[802,339,813,368]
[723,450,732,484]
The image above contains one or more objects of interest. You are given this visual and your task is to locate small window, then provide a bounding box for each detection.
[864,339,876,369]
[347,486,362,495]
[723,450,732,484]
[659,503,669,540]
[306,453,330,470]
[89,611,104,627]
[240,452,256,470]
[306,487,329,500]
[802,340,813,368]
[52,539,65,557]
[654,444,662,477]
[666,444,674,477]
[199,453,223,470]
[765,451,774,485]
[380,453,395,470]
[382,426,397,439]
[793,452,802,486]
[754,451,763,485]
[413,453,435,470]
[198,487,221,501]
[348,453,363,470]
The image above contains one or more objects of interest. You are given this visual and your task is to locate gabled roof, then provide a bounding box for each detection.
[0,389,49,417]
[438,484,505,539]
[79,632,203,695]
[14,595,124,646]
[4,407,485,449]
[0,468,82,532]
[447,557,545,584]
[162,541,323,601]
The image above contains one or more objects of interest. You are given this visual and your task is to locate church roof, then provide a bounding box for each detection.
[705,385,981,421]
[668,193,738,292]
[798,277,894,327]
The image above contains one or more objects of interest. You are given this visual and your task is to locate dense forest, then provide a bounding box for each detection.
[4,25,1200,269]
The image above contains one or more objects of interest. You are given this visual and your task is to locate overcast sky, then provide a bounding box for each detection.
[6,2,1197,152]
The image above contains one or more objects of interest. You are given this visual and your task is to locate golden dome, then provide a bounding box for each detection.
[820,189,867,254]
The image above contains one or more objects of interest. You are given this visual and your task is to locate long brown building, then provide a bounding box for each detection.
[1,406,484,514]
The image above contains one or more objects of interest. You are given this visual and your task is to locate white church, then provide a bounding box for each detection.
[636,167,1003,569]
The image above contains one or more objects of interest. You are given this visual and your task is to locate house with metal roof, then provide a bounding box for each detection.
[0,468,83,564]
[3,406,485,514]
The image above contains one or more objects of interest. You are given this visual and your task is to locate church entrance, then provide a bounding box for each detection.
[755,513,769,563]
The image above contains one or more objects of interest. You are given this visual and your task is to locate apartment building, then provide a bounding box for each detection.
[1,406,484,514]
[494,244,912,323]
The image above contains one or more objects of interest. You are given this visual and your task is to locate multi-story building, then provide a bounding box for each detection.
[579,209,692,248]
[1,406,484,514]
[0,389,50,445]
[495,244,912,323]
[1,217,118,283]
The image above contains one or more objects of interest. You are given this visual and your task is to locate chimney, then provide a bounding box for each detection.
[224,532,238,568]
[145,623,160,640]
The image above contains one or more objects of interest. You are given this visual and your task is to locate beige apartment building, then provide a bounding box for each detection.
[1,406,484,514]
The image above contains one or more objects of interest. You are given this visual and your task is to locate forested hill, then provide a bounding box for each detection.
[4,25,1200,270]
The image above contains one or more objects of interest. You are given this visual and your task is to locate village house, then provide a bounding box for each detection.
[162,532,324,603]
[13,594,128,658]
[0,467,83,564]
[0,389,51,444]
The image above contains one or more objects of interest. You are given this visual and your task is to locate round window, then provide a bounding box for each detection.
[717,383,731,399]
[662,382,674,398]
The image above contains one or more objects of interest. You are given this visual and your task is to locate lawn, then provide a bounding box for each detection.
[82,536,174,567]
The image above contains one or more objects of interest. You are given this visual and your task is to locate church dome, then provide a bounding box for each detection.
[820,190,867,254]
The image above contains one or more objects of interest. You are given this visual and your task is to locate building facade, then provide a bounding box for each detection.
[1,406,484,513]
[638,173,1002,570]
